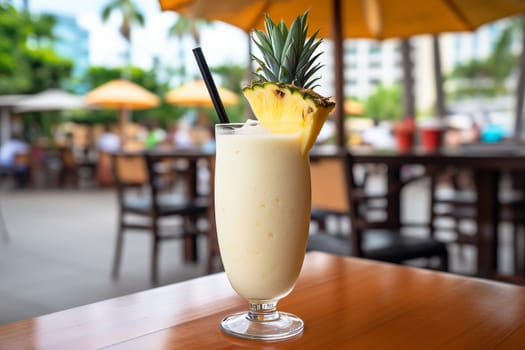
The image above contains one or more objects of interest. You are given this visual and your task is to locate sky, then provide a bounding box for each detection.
[16,0,250,75]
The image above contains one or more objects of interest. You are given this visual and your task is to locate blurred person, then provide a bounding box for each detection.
[97,125,120,153]
[201,124,216,153]
[444,114,481,147]
[144,121,167,150]
[171,120,195,149]
[96,125,120,187]
[0,132,30,187]
[0,132,29,168]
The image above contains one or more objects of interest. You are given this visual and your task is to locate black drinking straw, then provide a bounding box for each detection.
[192,47,230,124]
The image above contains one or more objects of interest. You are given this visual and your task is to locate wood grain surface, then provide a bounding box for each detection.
[1,252,525,349]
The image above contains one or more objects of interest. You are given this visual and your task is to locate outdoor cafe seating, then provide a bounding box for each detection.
[111,152,210,285]
[307,151,449,270]
[429,166,525,274]
[1,152,31,188]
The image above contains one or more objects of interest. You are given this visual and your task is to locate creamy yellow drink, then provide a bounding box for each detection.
[215,123,311,301]
[215,11,334,341]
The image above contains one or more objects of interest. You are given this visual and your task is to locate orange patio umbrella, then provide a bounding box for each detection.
[344,99,364,116]
[160,0,525,39]
[85,79,159,110]
[165,80,238,108]
[85,79,160,137]
[159,0,525,146]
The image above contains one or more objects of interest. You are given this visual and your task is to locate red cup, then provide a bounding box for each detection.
[420,128,441,151]
[395,131,413,152]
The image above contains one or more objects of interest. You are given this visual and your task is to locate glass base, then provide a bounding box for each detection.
[221,311,304,341]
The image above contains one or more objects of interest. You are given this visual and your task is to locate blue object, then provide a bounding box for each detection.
[481,124,504,143]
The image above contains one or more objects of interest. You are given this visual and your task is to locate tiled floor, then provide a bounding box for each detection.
[0,189,209,324]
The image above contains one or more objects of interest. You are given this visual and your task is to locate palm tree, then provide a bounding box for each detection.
[168,15,207,46]
[101,0,145,67]
[167,15,210,83]
[450,24,517,98]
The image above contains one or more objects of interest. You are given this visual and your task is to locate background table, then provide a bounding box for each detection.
[1,252,525,349]
[350,147,525,278]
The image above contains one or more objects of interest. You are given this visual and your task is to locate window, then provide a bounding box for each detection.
[369,44,381,54]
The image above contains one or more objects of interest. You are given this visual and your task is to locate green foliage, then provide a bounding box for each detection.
[210,64,246,93]
[449,22,518,98]
[364,85,403,121]
[84,66,122,88]
[29,13,56,46]
[23,47,73,91]
[210,64,248,123]
[0,3,30,92]
[0,3,72,94]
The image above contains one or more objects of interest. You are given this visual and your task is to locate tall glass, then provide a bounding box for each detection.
[214,121,311,341]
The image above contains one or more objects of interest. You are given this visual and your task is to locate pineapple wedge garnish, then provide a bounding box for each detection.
[242,11,335,155]
[243,82,334,153]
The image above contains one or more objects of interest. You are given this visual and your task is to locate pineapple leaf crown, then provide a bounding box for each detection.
[251,11,324,90]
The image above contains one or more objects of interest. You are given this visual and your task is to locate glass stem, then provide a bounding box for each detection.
[247,300,280,322]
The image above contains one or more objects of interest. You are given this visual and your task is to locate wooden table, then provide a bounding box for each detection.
[348,147,525,278]
[1,252,525,349]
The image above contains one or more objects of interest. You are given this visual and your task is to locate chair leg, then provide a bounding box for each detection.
[440,251,449,272]
[0,206,9,243]
[151,219,160,285]
[455,219,469,261]
[512,222,525,275]
[184,216,198,262]
[428,175,437,240]
[112,216,125,279]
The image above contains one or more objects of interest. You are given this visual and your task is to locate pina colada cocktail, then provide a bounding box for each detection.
[214,11,335,341]
[215,123,311,301]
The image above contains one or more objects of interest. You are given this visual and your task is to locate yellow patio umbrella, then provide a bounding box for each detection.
[165,80,239,108]
[85,79,159,110]
[85,79,160,138]
[159,0,525,145]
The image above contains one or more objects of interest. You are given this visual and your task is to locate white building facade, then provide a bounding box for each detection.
[317,18,514,117]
